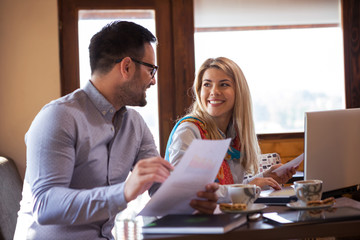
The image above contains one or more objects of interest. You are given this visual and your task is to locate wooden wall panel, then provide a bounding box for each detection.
[171,0,195,119]
[342,0,360,109]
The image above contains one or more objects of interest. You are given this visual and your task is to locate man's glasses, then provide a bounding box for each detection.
[115,57,158,78]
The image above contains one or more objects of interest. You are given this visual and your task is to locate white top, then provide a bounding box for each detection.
[167,121,263,202]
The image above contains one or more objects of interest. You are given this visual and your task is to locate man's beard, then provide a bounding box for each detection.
[123,90,147,107]
[122,81,148,107]
[137,91,147,107]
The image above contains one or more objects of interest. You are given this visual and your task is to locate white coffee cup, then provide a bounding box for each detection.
[294,180,323,206]
[228,184,261,206]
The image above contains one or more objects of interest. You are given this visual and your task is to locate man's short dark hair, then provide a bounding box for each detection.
[89,21,157,75]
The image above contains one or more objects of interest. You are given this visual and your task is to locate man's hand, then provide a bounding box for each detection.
[190,183,219,214]
[124,157,174,202]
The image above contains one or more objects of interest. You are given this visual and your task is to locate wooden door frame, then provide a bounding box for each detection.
[342,0,360,109]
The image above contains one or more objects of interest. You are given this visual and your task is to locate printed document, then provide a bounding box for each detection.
[139,139,231,216]
[272,153,304,176]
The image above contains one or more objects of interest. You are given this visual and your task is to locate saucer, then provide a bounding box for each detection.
[286,201,334,210]
[220,203,267,214]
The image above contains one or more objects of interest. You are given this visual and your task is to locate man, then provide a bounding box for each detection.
[14,21,218,240]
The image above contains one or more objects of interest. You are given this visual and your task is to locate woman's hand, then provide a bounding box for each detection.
[263,164,298,184]
[249,177,282,190]
[190,183,219,214]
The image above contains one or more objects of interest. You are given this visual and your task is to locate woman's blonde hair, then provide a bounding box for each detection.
[187,57,260,173]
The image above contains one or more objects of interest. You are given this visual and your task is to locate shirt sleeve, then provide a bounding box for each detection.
[243,172,264,184]
[25,104,127,225]
[167,122,202,166]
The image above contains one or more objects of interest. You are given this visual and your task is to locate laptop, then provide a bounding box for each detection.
[255,186,298,205]
[304,108,360,198]
[256,108,360,205]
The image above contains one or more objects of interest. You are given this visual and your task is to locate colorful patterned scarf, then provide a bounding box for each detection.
[165,116,241,185]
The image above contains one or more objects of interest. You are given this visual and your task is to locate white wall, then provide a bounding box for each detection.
[0,0,60,178]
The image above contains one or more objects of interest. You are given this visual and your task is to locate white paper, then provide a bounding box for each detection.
[139,138,231,216]
[272,153,304,176]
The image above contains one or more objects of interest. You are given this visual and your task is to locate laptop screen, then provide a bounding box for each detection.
[304,108,360,195]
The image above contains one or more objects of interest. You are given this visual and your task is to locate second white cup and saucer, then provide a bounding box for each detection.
[286,180,335,210]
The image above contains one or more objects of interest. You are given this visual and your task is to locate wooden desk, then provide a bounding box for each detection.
[142,219,360,240]
[115,198,360,240]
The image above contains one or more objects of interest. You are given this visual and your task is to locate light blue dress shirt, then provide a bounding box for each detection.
[14,81,159,240]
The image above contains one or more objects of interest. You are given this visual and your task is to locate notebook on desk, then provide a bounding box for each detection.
[142,213,246,234]
[304,108,360,198]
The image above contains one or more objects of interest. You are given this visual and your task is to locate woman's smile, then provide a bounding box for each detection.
[201,68,235,129]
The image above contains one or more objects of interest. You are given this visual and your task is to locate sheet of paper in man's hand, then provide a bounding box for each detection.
[272,153,304,176]
[138,138,231,217]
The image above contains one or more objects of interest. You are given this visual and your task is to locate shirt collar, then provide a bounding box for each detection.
[218,120,237,140]
[83,80,118,121]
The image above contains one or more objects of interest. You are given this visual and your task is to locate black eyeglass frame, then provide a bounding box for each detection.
[115,57,158,78]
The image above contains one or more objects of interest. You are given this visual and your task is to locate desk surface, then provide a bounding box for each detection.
[115,197,360,240]
[142,220,360,240]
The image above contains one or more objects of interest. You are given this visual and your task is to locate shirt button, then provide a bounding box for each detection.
[111,127,114,131]
[102,111,106,115]
[110,109,114,113]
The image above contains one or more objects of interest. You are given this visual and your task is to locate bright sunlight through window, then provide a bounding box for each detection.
[195,27,345,133]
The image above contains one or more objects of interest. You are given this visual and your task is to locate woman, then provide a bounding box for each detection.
[165,57,296,202]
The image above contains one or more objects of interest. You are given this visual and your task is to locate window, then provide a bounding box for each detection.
[78,10,160,150]
[194,0,345,134]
